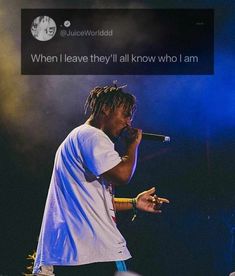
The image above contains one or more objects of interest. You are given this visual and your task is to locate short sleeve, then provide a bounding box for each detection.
[80,130,122,177]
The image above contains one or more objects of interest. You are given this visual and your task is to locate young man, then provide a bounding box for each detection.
[33,85,169,276]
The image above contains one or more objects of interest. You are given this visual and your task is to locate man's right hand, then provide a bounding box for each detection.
[121,126,142,145]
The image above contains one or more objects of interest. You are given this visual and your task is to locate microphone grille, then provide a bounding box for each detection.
[164,136,170,142]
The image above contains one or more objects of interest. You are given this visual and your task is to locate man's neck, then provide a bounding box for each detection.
[86,115,103,130]
[86,115,115,141]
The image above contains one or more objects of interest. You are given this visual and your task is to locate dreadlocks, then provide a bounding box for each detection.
[85,84,136,119]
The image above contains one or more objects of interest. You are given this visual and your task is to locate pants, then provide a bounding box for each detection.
[34,261,127,276]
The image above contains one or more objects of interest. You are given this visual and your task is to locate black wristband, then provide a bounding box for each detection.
[131,198,137,221]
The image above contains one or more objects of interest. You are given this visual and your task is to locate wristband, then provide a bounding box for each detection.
[131,198,137,221]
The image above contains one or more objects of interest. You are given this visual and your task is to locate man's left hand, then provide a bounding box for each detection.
[136,187,169,213]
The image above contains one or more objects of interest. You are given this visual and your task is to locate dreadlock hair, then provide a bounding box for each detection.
[84,84,136,119]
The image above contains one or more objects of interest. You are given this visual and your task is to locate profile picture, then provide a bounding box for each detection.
[31,16,57,41]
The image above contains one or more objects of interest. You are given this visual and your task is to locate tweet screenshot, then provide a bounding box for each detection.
[21,9,213,75]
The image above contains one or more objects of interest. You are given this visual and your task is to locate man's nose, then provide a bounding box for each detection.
[126,117,132,126]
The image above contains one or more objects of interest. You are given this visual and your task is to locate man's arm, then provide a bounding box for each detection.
[114,198,134,211]
[101,128,142,185]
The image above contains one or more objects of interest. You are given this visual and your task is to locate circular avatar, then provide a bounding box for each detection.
[31,16,57,41]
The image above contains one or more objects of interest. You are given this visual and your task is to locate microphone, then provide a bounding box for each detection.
[142,132,170,142]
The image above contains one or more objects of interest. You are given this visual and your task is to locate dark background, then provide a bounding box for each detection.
[0,1,235,275]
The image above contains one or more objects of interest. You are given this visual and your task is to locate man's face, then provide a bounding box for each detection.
[103,104,133,138]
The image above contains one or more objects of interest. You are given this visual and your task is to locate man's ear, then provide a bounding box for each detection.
[101,105,111,116]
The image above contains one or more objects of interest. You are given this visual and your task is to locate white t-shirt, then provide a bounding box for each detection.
[33,124,131,273]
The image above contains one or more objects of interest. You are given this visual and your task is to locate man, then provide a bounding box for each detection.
[33,84,169,276]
